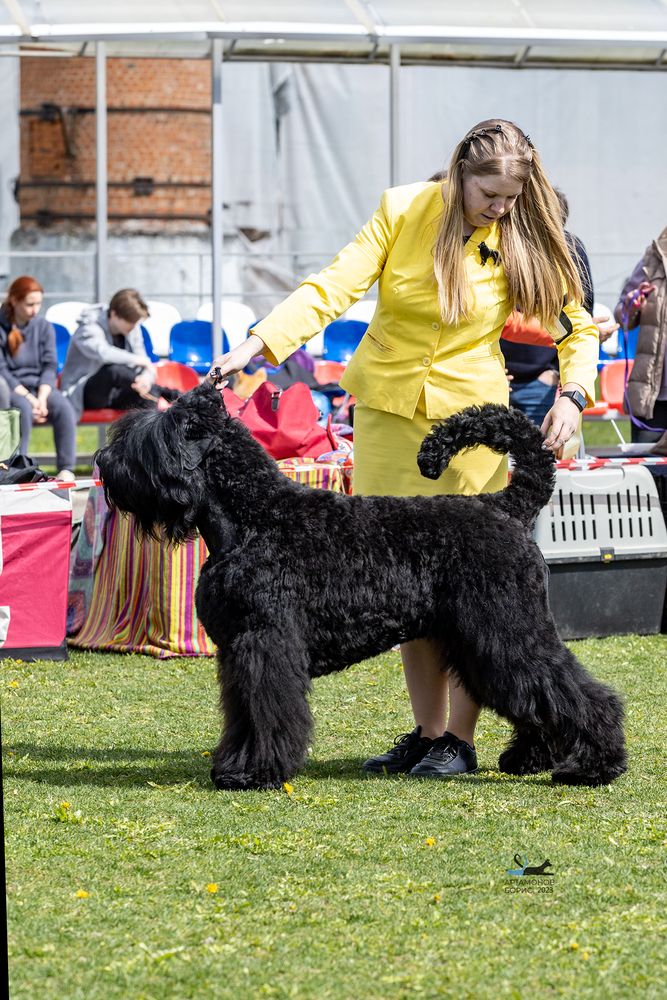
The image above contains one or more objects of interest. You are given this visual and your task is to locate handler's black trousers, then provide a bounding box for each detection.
[83,364,178,411]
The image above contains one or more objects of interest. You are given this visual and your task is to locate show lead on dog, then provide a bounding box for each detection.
[209,119,599,778]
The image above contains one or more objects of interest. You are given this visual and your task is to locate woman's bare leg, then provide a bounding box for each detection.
[446,675,481,745]
[401,638,448,739]
[401,639,481,744]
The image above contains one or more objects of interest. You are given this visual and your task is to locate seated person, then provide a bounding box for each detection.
[0,275,77,479]
[60,288,177,417]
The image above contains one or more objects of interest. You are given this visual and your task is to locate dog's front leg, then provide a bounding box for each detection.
[210,629,313,791]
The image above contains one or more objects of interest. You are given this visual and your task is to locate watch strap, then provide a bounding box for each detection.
[560,389,586,412]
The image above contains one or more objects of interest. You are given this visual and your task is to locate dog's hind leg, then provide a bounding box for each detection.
[483,640,627,787]
[210,627,313,791]
[547,664,627,787]
[498,724,555,776]
[443,566,627,788]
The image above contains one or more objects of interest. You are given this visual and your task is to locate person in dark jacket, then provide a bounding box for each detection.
[0,275,77,478]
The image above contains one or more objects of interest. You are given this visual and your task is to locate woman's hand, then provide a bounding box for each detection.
[132,368,155,399]
[29,393,48,423]
[208,334,264,389]
[541,393,582,457]
[593,312,619,344]
[37,383,51,409]
[621,281,656,327]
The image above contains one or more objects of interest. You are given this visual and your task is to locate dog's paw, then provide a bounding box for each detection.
[498,744,553,776]
[551,761,627,787]
[210,765,283,792]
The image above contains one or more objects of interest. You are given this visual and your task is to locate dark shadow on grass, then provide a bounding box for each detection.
[4,741,214,789]
[6,743,557,790]
[302,758,555,786]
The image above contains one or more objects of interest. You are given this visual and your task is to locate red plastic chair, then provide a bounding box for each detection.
[314,359,346,386]
[599,359,634,412]
[155,360,200,391]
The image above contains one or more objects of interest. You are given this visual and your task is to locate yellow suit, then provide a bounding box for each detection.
[254,181,599,496]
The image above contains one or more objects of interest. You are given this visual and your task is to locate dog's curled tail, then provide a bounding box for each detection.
[418,403,556,528]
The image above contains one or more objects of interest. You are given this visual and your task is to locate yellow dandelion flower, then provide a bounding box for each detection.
[283,782,294,796]
[206,883,218,894]
[582,951,590,960]
[424,837,436,847]
[433,894,441,903]
[60,801,71,810]
[75,890,89,899]
[9,680,19,688]
[570,942,579,950]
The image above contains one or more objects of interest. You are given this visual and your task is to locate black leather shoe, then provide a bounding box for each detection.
[409,731,478,777]
[362,726,434,774]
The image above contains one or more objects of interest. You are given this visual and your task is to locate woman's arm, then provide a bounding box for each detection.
[549,301,599,407]
[542,302,600,453]
[38,321,58,390]
[613,255,649,328]
[0,339,19,390]
[236,192,393,370]
[74,321,150,369]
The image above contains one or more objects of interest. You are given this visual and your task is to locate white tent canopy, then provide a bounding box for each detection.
[1,1,667,68]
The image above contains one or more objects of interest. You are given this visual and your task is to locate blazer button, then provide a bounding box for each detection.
[422,356,431,366]
[431,322,440,330]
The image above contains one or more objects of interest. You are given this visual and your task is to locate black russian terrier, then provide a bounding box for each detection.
[96,382,626,790]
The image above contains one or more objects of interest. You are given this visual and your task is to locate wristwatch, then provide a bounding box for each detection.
[559,389,587,412]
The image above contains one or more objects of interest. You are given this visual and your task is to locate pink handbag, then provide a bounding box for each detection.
[222,381,336,460]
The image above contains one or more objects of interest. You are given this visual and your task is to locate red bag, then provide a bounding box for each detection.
[222,381,336,460]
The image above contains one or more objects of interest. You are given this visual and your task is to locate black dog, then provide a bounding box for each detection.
[96,382,626,790]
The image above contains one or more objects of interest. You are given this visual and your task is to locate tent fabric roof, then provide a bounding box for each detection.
[2,1,667,68]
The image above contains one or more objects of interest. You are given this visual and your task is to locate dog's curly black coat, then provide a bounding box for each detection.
[96,382,627,790]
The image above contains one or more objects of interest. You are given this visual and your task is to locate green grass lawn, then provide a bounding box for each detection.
[3,636,666,1000]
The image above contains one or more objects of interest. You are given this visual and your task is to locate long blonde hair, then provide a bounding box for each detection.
[433,119,583,327]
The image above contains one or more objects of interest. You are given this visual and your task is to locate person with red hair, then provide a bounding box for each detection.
[0,276,77,479]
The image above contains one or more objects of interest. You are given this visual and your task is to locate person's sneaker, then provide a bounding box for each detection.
[409,731,478,778]
[362,726,435,774]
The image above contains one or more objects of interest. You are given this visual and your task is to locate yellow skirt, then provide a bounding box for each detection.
[353,393,508,498]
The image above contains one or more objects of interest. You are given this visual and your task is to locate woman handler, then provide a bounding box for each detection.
[208,119,598,778]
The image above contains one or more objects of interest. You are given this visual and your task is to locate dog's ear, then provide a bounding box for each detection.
[180,434,217,471]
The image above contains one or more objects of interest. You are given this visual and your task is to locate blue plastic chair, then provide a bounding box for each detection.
[140,324,159,362]
[168,320,229,375]
[53,322,71,373]
[322,319,368,363]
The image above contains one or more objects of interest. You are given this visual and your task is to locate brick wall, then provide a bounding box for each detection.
[19,57,212,229]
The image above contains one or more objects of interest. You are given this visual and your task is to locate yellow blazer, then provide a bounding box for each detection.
[255,181,599,421]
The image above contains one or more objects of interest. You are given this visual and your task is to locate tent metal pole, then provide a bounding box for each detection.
[95,40,107,303]
[389,43,400,186]
[211,37,223,358]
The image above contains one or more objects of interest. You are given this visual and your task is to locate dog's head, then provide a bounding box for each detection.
[96,381,227,543]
